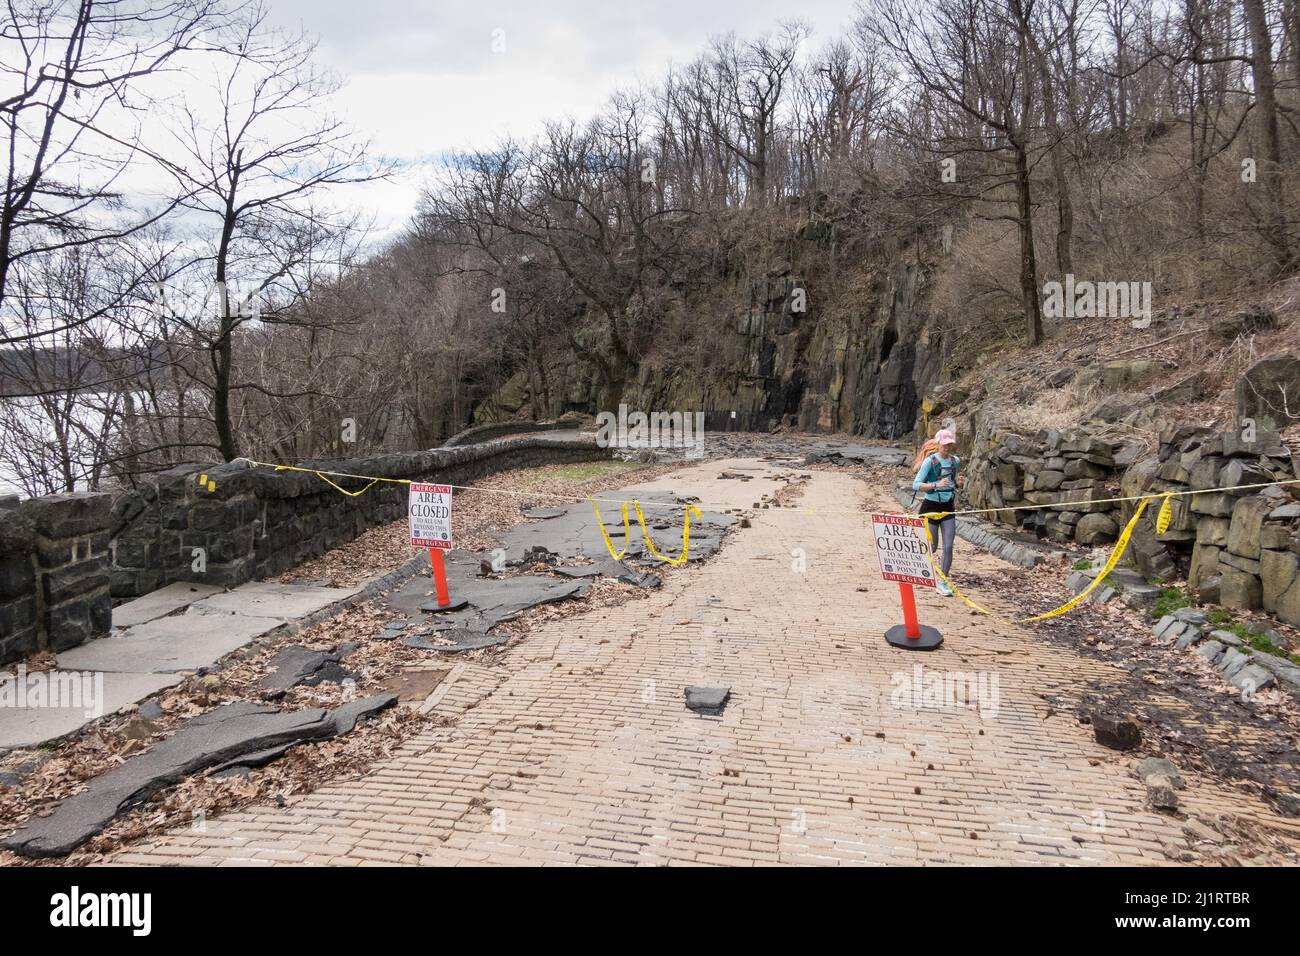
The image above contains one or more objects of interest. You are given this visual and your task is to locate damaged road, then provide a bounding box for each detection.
[378,489,738,653]
[2,695,397,858]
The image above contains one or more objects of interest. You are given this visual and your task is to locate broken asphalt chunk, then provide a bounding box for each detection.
[258,645,355,691]
[1,695,396,858]
[685,686,731,716]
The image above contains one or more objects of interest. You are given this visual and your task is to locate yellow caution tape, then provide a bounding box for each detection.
[308,472,380,498]
[232,456,1300,517]
[913,496,1153,624]
[589,498,702,566]
[634,501,702,566]
[1156,493,1174,534]
[590,498,633,560]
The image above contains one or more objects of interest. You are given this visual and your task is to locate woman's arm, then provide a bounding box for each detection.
[912,456,934,492]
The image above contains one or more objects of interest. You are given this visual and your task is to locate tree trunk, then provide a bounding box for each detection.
[1014,142,1044,346]
[212,170,241,462]
[1032,33,1074,275]
[1243,0,1292,270]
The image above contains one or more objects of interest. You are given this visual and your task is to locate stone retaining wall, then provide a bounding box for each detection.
[442,415,585,447]
[962,411,1300,625]
[0,436,611,665]
[0,492,112,663]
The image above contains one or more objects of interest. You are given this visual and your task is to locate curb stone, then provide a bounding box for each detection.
[1150,615,1298,698]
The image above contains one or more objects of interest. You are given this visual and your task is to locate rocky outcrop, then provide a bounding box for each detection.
[1237,352,1300,431]
[481,249,947,441]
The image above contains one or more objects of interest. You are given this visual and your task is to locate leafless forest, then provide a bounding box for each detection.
[2,0,1297,496]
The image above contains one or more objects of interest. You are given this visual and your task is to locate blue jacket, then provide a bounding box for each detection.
[913,453,960,504]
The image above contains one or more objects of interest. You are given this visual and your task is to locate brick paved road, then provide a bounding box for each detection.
[114,460,1299,865]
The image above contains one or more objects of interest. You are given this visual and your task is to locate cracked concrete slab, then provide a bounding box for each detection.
[112,582,224,629]
[1,695,397,857]
[496,489,736,566]
[58,603,288,674]
[2,579,369,749]
[554,559,661,588]
[198,581,365,619]
[0,671,182,749]
[377,482,738,654]
[382,570,590,634]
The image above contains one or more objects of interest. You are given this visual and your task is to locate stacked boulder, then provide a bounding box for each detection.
[1124,426,1299,621]
[964,423,1133,547]
[964,416,1300,626]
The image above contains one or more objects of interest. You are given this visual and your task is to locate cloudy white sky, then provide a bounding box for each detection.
[261,0,859,238]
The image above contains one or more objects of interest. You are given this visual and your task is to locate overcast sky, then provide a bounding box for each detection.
[261,0,858,239]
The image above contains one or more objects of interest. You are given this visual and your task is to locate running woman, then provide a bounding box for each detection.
[911,429,962,596]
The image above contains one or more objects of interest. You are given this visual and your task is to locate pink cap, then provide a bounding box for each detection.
[935,429,957,445]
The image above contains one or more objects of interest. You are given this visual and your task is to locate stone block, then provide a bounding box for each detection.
[1066,459,1108,480]
[1219,647,1249,679]
[1195,517,1231,547]
[1219,569,1262,611]
[1235,353,1300,431]
[1189,456,1226,490]
[1076,512,1119,545]
[1261,549,1299,616]
[1227,495,1270,558]
[1194,639,1225,664]
[0,553,34,600]
[1190,492,1235,517]
[1218,551,1261,576]
[19,492,112,538]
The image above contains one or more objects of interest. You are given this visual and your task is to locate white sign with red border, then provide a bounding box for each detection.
[870,513,935,588]
[410,483,453,549]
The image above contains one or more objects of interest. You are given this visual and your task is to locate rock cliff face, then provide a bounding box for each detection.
[478,250,947,441]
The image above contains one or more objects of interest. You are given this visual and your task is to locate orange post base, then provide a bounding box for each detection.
[899,583,920,638]
[884,581,943,650]
[429,547,451,607]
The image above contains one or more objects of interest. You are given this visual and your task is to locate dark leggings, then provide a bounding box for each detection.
[919,499,956,575]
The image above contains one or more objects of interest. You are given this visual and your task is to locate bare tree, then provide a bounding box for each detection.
[0,0,242,338]
[153,4,389,460]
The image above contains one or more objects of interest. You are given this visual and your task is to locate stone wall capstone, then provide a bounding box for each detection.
[442,415,586,447]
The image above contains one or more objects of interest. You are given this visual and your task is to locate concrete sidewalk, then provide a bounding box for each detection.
[0,580,365,749]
